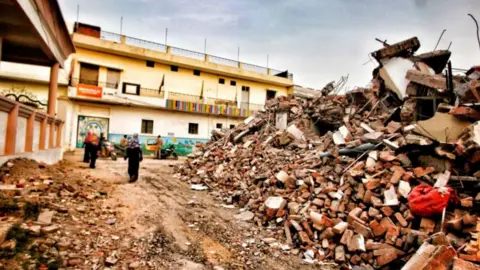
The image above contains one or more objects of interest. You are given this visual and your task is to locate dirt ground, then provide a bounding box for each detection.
[59,152,334,270]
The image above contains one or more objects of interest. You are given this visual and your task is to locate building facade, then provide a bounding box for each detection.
[62,23,294,155]
[1,21,294,156]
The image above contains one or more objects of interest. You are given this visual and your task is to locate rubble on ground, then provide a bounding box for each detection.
[0,158,124,269]
[176,36,480,269]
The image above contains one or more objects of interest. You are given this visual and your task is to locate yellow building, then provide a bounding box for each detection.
[1,22,295,156]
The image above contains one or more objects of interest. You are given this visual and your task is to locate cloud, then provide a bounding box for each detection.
[58,0,480,89]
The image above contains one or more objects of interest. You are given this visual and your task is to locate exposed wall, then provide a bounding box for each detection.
[74,48,288,106]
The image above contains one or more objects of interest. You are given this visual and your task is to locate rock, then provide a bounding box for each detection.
[129,262,141,269]
[41,225,59,234]
[37,211,55,225]
[234,211,255,221]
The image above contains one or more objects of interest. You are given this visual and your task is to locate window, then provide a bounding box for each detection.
[122,82,140,95]
[193,70,201,76]
[79,63,99,86]
[242,86,250,92]
[106,68,120,88]
[219,78,225,84]
[171,65,179,72]
[230,80,237,86]
[188,123,199,134]
[141,119,154,134]
[216,123,223,129]
[146,61,155,68]
[230,124,235,129]
[266,90,277,101]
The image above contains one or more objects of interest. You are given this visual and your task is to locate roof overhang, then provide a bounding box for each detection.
[0,0,75,67]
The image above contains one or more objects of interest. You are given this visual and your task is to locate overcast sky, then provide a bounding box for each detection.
[58,0,480,89]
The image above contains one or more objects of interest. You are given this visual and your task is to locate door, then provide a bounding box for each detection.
[76,116,110,148]
[241,86,250,110]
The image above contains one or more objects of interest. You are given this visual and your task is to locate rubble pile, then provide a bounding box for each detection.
[0,159,123,269]
[176,37,480,269]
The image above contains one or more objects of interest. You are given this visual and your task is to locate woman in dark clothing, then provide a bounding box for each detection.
[125,133,142,182]
[89,133,100,169]
[83,131,93,163]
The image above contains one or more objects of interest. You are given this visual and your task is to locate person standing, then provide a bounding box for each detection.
[83,131,93,163]
[125,133,143,182]
[154,135,164,159]
[89,133,100,169]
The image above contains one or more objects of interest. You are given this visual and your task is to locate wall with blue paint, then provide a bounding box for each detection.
[108,133,207,156]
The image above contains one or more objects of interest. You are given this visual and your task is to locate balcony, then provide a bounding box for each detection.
[67,78,260,117]
[166,92,263,118]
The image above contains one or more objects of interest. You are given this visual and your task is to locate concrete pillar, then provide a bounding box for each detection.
[166,46,172,54]
[267,68,272,75]
[48,63,59,116]
[120,35,126,44]
[49,123,55,148]
[5,104,19,155]
[205,54,210,62]
[25,112,35,152]
[238,62,243,69]
[39,118,47,150]
[56,123,63,147]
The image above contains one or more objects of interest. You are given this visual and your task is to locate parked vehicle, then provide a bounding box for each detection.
[99,140,117,160]
[160,145,178,160]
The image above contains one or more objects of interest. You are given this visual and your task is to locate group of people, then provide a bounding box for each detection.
[83,132,144,182]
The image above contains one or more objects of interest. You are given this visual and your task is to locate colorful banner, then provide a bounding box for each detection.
[165,99,255,117]
[77,84,103,98]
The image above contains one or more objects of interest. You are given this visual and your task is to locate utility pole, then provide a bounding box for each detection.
[204,38,207,54]
[267,54,269,68]
[237,46,240,62]
[165,28,168,45]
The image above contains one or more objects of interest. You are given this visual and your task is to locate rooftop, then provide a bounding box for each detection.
[73,22,293,81]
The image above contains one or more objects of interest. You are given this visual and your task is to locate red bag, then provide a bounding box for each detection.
[408,184,457,217]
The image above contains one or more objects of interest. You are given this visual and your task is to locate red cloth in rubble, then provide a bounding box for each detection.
[407,184,457,217]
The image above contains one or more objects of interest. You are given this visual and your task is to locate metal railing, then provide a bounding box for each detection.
[70,78,164,98]
[125,35,167,53]
[167,91,264,110]
[243,63,269,74]
[209,55,239,68]
[170,47,205,61]
[89,30,293,79]
[100,30,121,43]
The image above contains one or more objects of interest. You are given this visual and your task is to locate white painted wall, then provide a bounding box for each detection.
[16,117,27,153]
[45,124,49,149]
[33,121,40,152]
[109,106,241,139]
[0,111,7,155]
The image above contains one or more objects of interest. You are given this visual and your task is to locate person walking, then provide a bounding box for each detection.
[83,131,93,163]
[89,133,100,169]
[154,135,164,159]
[125,133,143,182]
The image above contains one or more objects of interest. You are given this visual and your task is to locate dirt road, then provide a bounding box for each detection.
[62,153,328,269]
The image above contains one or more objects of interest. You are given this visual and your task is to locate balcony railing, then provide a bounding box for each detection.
[166,91,263,117]
[69,78,165,98]
[95,30,293,80]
